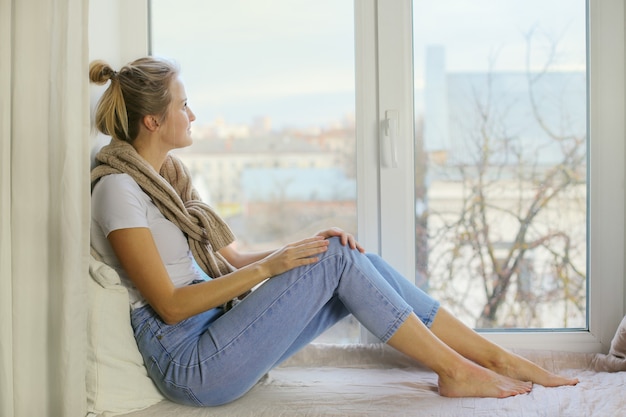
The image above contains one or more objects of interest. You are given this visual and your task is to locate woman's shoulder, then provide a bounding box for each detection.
[91,174,151,226]
[92,173,150,209]
[94,173,141,192]
[91,173,153,229]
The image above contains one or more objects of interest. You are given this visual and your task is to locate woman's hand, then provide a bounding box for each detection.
[315,227,365,253]
[260,236,330,278]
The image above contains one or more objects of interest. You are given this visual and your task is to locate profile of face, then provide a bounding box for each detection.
[156,77,196,150]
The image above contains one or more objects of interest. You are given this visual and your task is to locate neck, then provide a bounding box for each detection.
[132,135,168,172]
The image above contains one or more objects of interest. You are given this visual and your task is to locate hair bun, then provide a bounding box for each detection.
[89,60,117,85]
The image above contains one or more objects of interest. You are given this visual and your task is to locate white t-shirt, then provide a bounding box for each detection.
[91,174,206,309]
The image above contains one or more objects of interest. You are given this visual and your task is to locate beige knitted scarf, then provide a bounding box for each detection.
[91,138,236,282]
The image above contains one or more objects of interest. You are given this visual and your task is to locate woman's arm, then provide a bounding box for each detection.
[108,227,329,325]
[219,227,366,269]
[218,244,275,269]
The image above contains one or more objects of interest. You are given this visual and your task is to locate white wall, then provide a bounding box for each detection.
[88,0,150,161]
[89,0,148,65]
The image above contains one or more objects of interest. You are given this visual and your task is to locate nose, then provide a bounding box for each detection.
[187,107,196,122]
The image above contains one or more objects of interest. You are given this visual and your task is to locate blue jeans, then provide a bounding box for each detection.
[131,237,440,406]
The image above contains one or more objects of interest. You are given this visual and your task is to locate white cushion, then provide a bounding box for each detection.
[87,256,164,416]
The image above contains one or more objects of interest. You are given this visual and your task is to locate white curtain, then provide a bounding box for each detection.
[0,0,91,416]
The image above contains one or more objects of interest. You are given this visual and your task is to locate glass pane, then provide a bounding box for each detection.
[150,0,359,343]
[413,1,587,329]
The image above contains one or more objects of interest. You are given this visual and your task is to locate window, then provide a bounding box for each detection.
[149,0,360,343]
[374,0,624,350]
[90,0,624,351]
[413,0,587,330]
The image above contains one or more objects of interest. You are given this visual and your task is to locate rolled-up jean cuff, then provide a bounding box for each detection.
[380,306,414,343]
[422,300,440,328]
[380,299,441,343]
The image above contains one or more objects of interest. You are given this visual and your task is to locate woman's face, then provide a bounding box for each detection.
[158,77,196,150]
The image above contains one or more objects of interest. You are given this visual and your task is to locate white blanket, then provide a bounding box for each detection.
[118,343,626,417]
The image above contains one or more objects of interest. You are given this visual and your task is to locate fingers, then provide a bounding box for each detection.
[287,236,329,257]
[265,237,329,277]
[324,228,366,253]
[264,228,370,279]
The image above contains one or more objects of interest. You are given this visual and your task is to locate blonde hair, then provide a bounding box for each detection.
[89,57,180,142]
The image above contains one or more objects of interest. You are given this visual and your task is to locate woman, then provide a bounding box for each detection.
[89,56,578,407]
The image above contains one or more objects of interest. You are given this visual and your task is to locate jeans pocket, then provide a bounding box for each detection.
[153,312,210,353]
[153,321,186,352]
[133,320,151,341]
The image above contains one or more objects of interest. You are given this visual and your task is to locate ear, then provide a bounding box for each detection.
[142,115,160,132]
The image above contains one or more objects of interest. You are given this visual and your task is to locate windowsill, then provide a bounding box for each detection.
[482,330,604,353]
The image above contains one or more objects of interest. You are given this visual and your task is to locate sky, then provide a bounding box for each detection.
[149,0,586,130]
[413,0,586,74]
[150,0,354,129]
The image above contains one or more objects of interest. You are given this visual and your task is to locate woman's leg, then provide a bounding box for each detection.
[136,238,572,406]
[303,242,537,397]
[361,253,530,397]
[136,237,412,406]
[428,307,579,387]
[364,253,578,391]
[387,314,532,397]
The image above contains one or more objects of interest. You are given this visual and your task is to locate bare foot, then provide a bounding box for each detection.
[437,361,532,398]
[488,351,579,388]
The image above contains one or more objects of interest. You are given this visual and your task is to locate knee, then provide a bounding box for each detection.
[323,237,382,264]
[324,237,367,261]
[317,238,360,273]
[324,236,348,255]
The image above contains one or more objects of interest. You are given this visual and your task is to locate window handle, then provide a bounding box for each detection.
[381,110,399,168]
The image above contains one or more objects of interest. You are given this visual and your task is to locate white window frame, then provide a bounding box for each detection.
[90,0,625,353]
[362,0,625,352]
